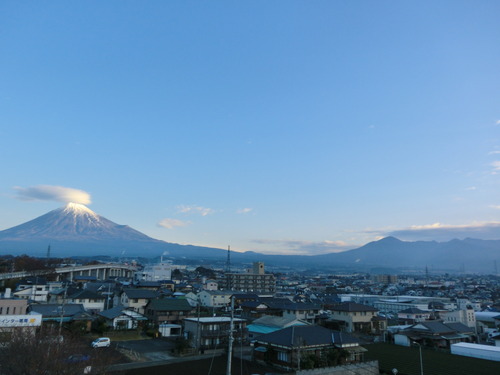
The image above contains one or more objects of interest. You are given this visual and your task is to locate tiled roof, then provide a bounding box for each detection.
[122,289,158,299]
[411,321,455,334]
[255,325,358,348]
[251,315,308,328]
[444,322,474,333]
[399,307,428,314]
[99,306,147,320]
[331,302,378,313]
[68,290,105,300]
[30,303,90,320]
[146,298,193,312]
[201,290,236,296]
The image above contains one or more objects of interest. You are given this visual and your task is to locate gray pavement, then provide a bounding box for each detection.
[108,340,255,372]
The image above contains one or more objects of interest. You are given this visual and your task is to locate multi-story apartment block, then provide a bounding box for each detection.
[371,274,398,284]
[225,262,276,294]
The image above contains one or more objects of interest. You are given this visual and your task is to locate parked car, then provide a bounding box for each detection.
[91,337,110,348]
[65,354,90,363]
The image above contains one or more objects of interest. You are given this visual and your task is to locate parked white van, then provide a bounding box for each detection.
[91,337,110,348]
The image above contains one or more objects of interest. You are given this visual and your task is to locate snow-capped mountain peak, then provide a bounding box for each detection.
[62,202,97,217]
[0,203,157,244]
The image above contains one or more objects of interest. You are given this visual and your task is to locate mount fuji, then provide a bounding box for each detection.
[1,203,499,272]
[0,203,226,258]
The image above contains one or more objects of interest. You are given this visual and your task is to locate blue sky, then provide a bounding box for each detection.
[1,1,500,255]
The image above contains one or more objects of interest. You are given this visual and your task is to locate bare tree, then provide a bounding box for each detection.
[0,327,117,375]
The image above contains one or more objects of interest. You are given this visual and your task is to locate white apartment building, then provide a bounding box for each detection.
[440,307,476,328]
[136,260,173,281]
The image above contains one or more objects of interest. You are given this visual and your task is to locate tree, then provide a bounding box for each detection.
[173,336,191,355]
[0,327,117,375]
[14,255,48,272]
[326,348,349,366]
[172,269,183,281]
[195,266,216,280]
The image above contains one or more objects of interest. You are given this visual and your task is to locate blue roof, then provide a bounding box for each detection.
[247,325,279,334]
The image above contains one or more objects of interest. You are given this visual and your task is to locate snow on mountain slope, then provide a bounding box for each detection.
[0,203,158,242]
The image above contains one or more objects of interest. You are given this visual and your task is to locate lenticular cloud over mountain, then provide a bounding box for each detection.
[13,185,92,205]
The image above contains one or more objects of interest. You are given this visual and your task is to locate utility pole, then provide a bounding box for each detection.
[225,246,231,273]
[196,295,201,354]
[105,283,111,310]
[59,283,68,338]
[226,296,234,375]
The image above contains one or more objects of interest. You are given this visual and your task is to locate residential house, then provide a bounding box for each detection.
[13,278,62,302]
[145,298,194,324]
[48,286,80,304]
[328,302,379,333]
[253,325,366,370]
[394,321,476,348]
[198,290,235,308]
[232,293,259,307]
[240,300,275,319]
[134,281,162,290]
[67,290,106,313]
[184,317,247,350]
[98,306,148,330]
[281,302,321,324]
[184,292,199,307]
[397,307,431,324]
[160,280,175,292]
[203,279,218,291]
[29,303,94,331]
[247,315,309,340]
[119,289,158,314]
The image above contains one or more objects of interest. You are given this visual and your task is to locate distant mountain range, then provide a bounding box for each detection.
[0,203,499,273]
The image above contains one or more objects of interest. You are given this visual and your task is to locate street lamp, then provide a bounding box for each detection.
[412,341,424,375]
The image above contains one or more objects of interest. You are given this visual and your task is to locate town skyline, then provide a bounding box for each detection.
[2,2,500,255]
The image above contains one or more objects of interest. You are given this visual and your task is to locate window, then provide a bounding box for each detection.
[277,351,288,362]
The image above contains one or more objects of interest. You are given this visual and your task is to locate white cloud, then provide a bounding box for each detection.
[13,185,91,204]
[387,221,500,241]
[496,120,500,125]
[489,151,500,155]
[465,186,477,191]
[490,161,500,174]
[237,208,253,214]
[177,205,214,216]
[157,218,190,229]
